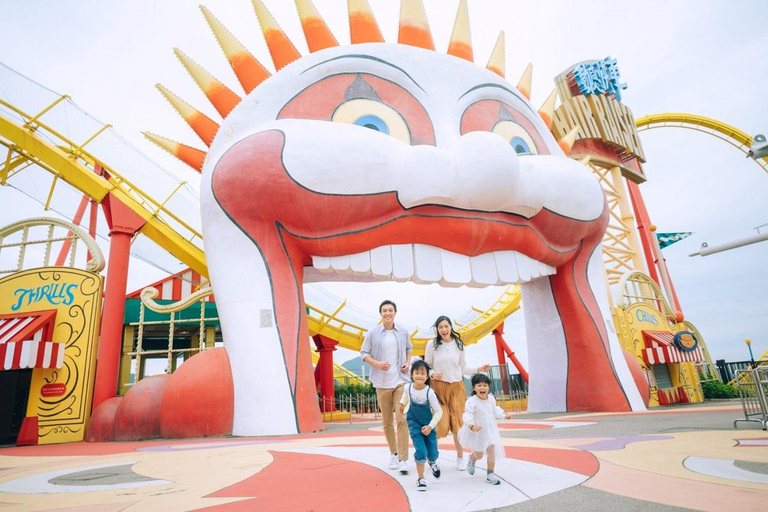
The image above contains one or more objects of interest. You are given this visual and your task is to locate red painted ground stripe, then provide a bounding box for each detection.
[504,446,599,477]
[202,451,408,511]
[499,422,554,430]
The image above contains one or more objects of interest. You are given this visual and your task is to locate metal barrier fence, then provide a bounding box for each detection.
[718,359,765,384]
[488,364,529,413]
[319,394,380,423]
[733,367,768,430]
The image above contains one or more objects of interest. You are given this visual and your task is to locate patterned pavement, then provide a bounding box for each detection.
[0,402,765,511]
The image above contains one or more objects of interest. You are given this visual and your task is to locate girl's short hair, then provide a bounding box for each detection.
[411,359,432,386]
[470,373,491,395]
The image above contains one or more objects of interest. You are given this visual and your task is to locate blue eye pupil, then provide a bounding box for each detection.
[354,115,389,135]
[511,137,531,155]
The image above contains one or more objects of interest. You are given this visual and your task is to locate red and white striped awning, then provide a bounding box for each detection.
[0,312,63,370]
[126,268,213,302]
[642,331,703,365]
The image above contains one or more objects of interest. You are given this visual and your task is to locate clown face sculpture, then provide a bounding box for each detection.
[155,0,645,436]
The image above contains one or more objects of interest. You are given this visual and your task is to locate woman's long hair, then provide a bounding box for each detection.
[432,315,464,350]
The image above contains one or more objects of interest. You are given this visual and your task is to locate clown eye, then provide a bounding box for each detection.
[332,98,411,144]
[491,121,538,156]
[354,115,389,134]
[510,137,531,155]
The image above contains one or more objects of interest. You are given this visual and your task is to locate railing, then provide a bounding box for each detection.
[488,364,528,413]
[318,394,380,423]
[719,359,767,385]
[733,367,768,430]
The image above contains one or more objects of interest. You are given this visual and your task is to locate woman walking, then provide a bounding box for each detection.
[424,315,490,470]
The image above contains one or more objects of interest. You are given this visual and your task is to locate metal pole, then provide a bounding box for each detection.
[746,338,756,368]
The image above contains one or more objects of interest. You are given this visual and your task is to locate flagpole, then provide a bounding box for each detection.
[649,224,683,315]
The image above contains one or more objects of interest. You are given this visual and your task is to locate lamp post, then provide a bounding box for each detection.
[745,338,756,368]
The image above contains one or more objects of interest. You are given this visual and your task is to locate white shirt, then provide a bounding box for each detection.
[379,329,409,388]
[399,384,443,429]
[424,339,478,383]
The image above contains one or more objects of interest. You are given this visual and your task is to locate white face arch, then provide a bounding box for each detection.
[200,42,644,436]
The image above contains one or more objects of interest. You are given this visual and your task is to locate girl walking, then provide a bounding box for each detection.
[399,360,443,491]
[458,373,512,485]
[425,315,491,471]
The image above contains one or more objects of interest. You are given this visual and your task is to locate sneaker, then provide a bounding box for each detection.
[417,478,427,491]
[429,462,441,478]
[486,472,501,485]
[388,454,398,470]
[399,460,409,474]
[456,457,466,471]
[467,457,476,475]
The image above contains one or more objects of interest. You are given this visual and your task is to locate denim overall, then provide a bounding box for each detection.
[406,386,439,464]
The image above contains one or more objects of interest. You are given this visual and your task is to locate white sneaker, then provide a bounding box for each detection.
[456,457,466,471]
[398,460,409,474]
[388,454,398,470]
[417,478,427,491]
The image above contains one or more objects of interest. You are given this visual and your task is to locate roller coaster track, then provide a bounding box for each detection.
[0,96,208,276]
[307,285,522,356]
[635,113,768,176]
[0,92,523,359]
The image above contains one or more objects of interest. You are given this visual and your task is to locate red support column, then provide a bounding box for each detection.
[92,194,146,411]
[87,198,98,262]
[55,194,89,266]
[492,323,529,384]
[312,335,338,412]
[494,323,506,367]
[627,181,684,314]
[627,180,660,284]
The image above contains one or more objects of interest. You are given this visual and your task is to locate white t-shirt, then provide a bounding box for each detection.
[379,329,408,388]
[399,384,443,429]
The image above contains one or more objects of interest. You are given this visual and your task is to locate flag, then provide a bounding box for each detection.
[656,232,693,249]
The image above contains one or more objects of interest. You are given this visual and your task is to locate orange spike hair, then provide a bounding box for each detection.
[156,84,220,147]
[538,89,558,130]
[398,0,435,50]
[516,62,533,100]
[558,126,580,154]
[295,0,339,53]
[486,32,505,77]
[174,48,241,117]
[143,132,207,172]
[447,0,473,62]
[200,5,271,94]
[252,0,301,70]
[348,0,384,44]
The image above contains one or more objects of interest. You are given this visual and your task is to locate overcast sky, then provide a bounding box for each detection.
[1,0,766,371]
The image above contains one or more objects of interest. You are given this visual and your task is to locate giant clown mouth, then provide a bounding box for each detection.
[206,126,644,436]
[190,26,651,435]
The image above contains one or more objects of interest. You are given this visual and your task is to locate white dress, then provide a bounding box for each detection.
[457,394,506,459]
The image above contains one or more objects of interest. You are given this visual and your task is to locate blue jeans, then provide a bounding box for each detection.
[408,419,438,464]
[406,387,439,464]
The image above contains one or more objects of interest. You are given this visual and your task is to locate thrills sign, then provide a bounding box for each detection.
[0,268,103,444]
[11,283,79,311]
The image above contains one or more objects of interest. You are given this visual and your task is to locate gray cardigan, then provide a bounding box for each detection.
[360,323,413,389]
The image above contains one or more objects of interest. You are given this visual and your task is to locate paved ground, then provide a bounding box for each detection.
[0,400,765,511]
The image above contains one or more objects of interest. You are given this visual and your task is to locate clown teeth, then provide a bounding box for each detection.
[307,245,556,286]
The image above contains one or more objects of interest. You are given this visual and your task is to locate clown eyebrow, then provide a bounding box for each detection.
[301,54,425,93]
[458,83,537,116]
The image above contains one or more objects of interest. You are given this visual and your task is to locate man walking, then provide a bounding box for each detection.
[361,300,412,474]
